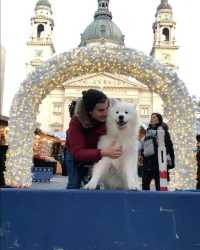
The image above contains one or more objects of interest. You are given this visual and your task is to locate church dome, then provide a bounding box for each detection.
[157,0,172,11]
[80,19,124,46]
[79,0,124,46]
[36,0,51,8]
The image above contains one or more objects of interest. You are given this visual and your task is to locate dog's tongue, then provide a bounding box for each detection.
[118,121,126,127]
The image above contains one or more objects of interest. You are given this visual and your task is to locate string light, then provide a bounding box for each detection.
[4,45,196,189]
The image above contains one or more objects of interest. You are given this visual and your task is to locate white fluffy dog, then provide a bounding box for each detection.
[84,101,139,190]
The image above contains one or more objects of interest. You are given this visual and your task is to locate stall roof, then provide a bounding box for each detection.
[34,128,64,143]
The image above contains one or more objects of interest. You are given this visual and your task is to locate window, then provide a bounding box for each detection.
[37,24,44,38]
[53,102,63,115]
[100,25,106,34]
[162,28,170,41]
[140,106,149,117]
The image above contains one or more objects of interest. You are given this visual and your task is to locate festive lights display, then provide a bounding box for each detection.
[4,45,196,189]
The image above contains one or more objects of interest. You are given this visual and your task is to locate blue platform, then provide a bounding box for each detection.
[0,189,200,250]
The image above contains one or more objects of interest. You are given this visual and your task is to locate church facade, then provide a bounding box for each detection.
[26,0,178,133]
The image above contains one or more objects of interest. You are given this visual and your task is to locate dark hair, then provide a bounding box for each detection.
[68,100,77,118]
[151,113,163,126]
[138,126,146,140]
[162,122,169,130]
[139,126,146,134]
[197,134,200,143]
[82,89,107,112]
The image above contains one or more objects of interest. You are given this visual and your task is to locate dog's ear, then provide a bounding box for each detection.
[109,98,120,107]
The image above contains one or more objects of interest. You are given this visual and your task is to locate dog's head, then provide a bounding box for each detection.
[108,101,138,130]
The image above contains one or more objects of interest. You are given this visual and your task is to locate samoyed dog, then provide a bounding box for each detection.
[84,100,140,190]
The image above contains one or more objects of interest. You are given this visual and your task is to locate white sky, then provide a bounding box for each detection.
[1,0,200,116]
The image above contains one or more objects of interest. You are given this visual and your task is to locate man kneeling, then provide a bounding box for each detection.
[66,89,122,189]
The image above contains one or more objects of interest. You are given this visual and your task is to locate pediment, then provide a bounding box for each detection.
[63,72,148,90]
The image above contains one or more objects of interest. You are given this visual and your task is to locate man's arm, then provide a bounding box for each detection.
[68,117,101,163]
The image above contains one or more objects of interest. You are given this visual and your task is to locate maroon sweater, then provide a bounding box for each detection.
[67,117,106,163]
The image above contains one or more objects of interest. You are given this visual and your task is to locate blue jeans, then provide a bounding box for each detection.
[65,150,90,189]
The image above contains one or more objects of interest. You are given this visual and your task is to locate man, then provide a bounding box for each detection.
[66,89,122,189]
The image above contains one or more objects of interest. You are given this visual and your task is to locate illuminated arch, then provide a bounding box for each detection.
[5,46,196,189]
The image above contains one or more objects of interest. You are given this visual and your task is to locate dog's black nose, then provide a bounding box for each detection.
[119,115,124,121]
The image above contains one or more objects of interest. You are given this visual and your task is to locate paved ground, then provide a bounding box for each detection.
[31,175,155,190]
[31,175,144,190]
[31,175,68,190]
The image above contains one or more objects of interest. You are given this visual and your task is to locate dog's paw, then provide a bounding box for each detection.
[127,182,140,191]
[83,181,98,190]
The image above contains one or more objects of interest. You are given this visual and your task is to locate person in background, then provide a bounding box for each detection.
[68,100,77,119]
[141,113,175,191]
[137,125,146,178]
[66,89,122,189]
[0,134,6,145]
[63,100,77,177]
[196,134,200,189]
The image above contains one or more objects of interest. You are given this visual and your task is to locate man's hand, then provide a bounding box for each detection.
[101,143,122,159]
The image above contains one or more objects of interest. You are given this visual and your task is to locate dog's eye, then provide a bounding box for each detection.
[125,111,128,114]
[116,111,119,114]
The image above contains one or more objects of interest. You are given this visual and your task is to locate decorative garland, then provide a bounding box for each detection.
[4,45,196,189]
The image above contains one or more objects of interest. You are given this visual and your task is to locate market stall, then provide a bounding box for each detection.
[0,115,9,186]
[33,128,65,176]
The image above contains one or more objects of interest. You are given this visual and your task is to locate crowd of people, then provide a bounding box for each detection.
[62,88,199,190]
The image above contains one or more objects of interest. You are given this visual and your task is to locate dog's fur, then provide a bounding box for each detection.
[84,101,139,190]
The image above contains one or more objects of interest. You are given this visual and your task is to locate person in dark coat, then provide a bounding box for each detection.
[141,113,175,191]
[62,100,77,176]
[66,89,122,189]
[196,134,200,189]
